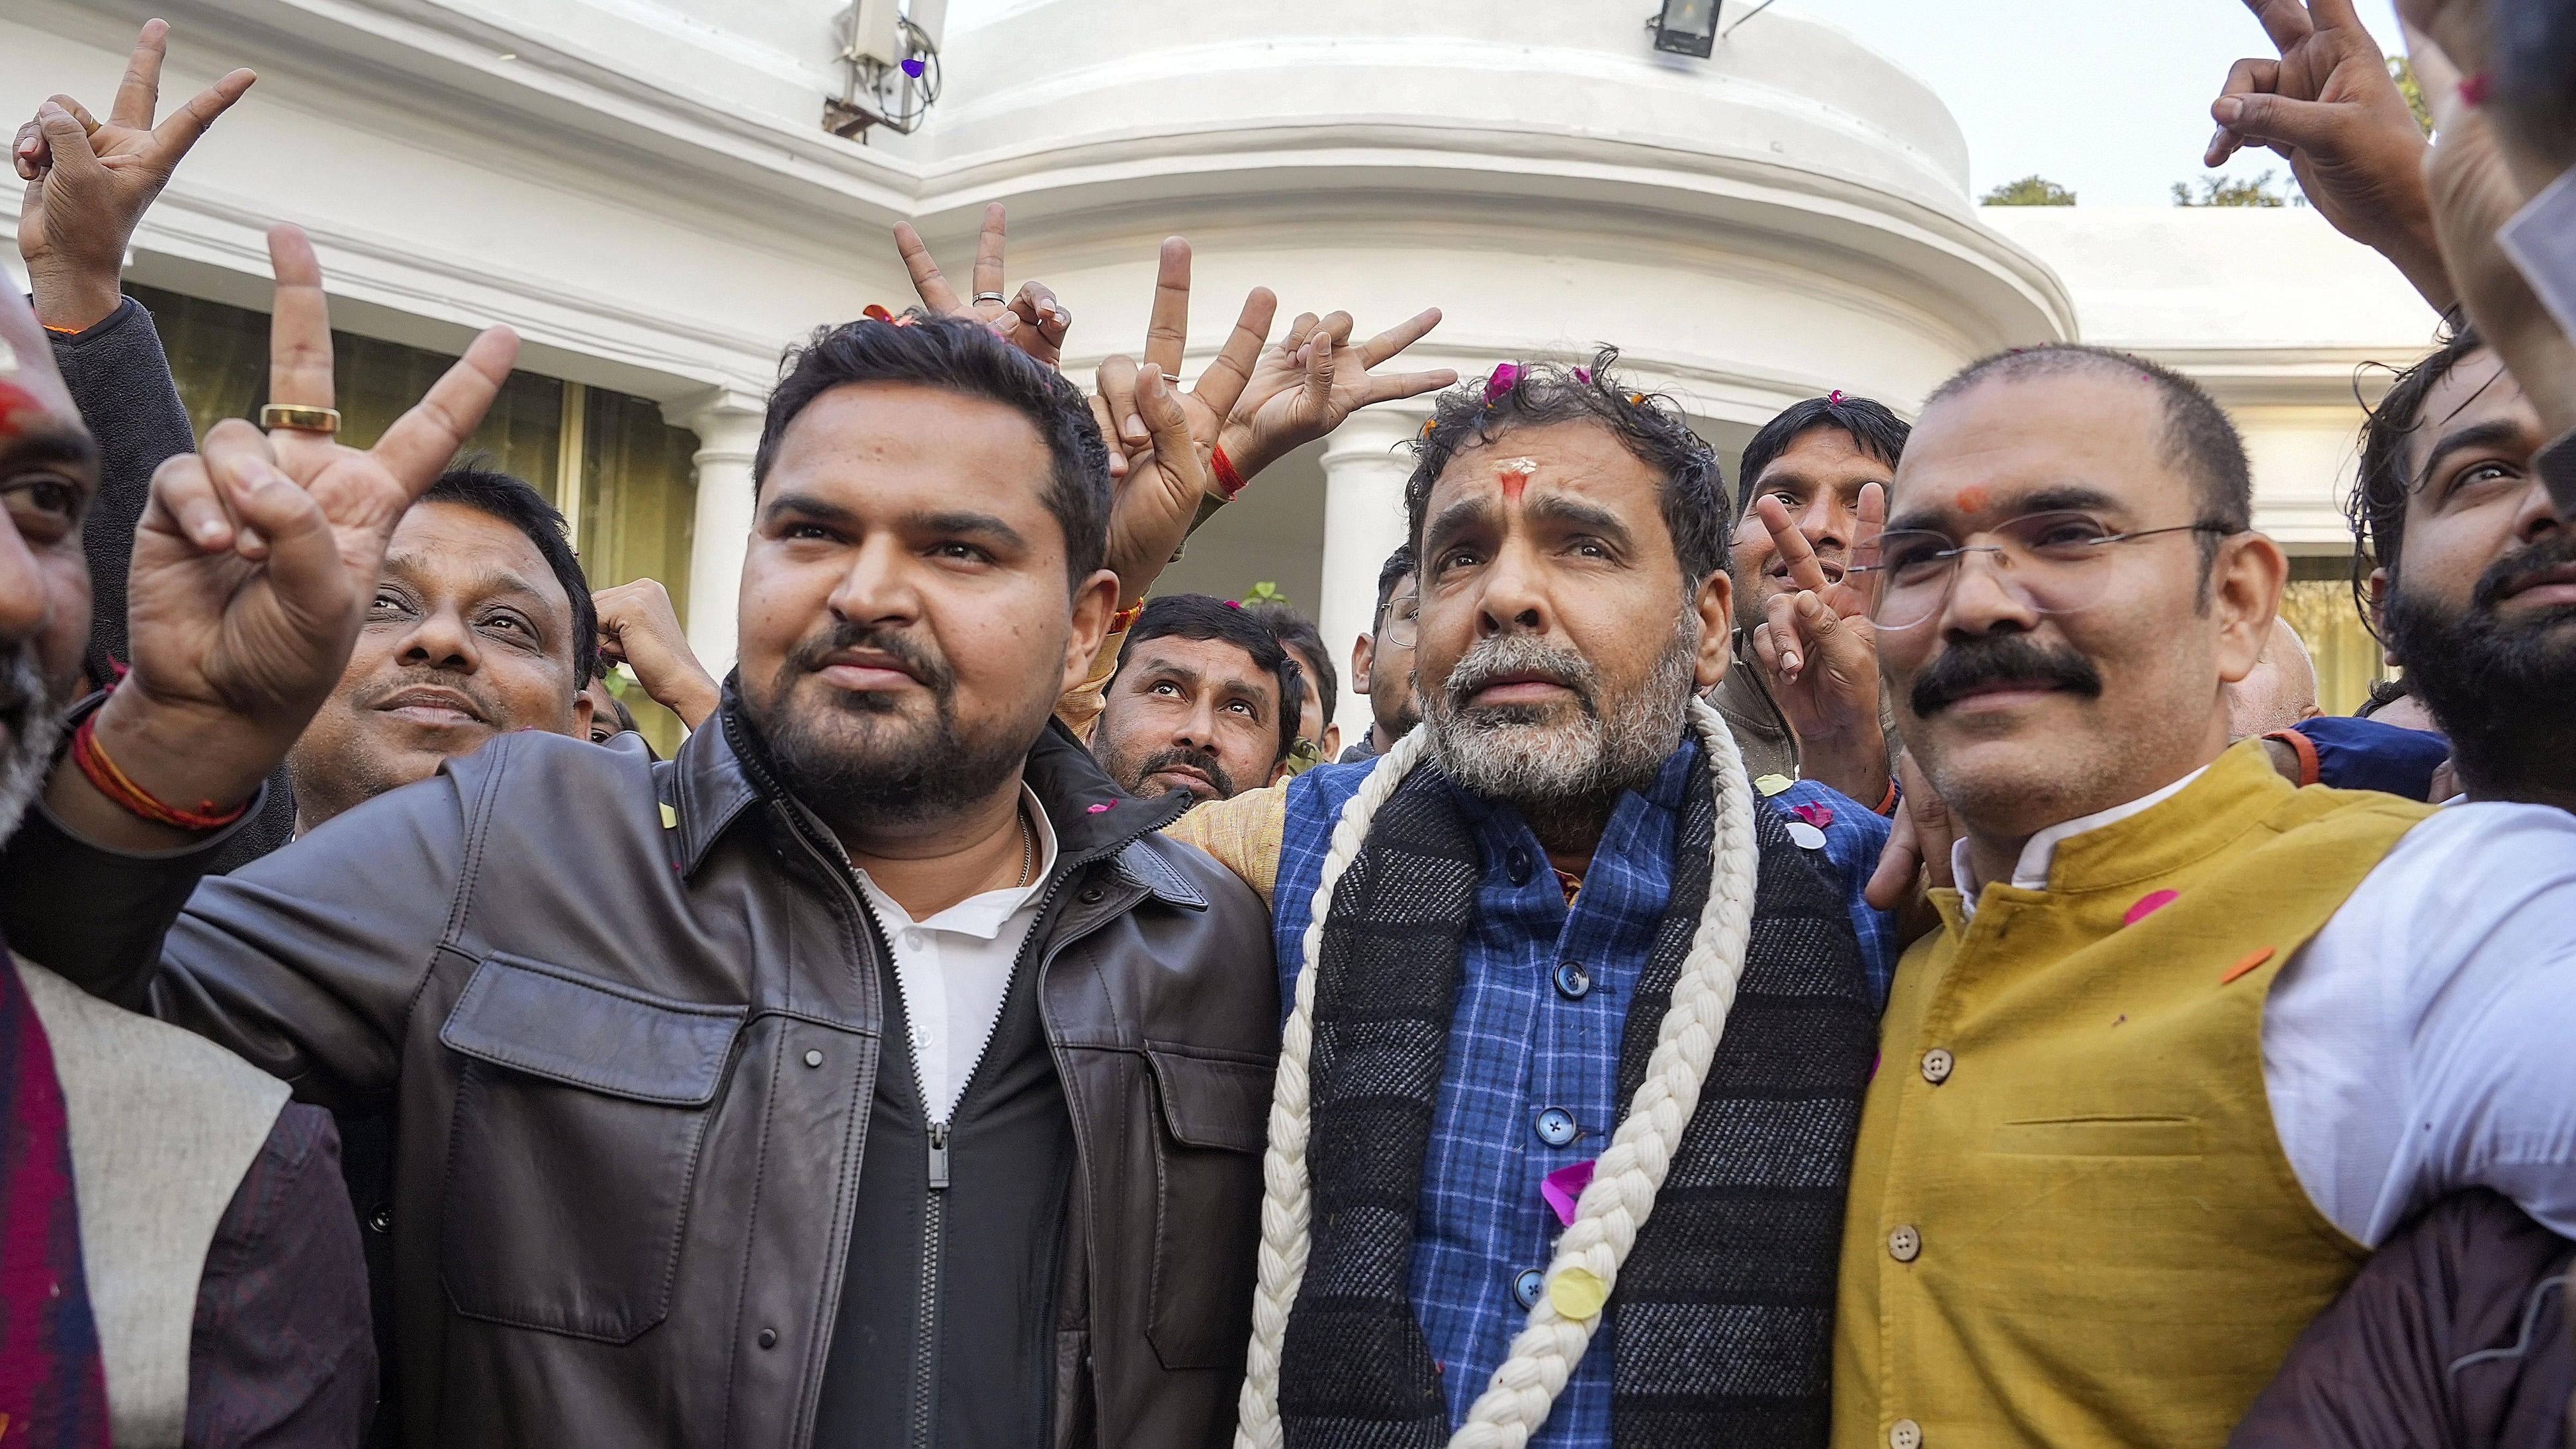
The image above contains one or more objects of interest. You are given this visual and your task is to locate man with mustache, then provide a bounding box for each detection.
[1090,592,1301,803]
[1077,355,1900,1446]
[1714,393,1909,805]
[1833,342,2576,1449]
[0,266,375,1447]
[0,249,1295,1446]
[281,465,596,833]
[15,32,597,865]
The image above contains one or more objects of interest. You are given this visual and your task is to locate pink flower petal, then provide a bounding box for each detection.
[1791,801,1836,829]
[1542,1159,1595,1227]
[1087,803,1112,814]
[2123,889,2179,926]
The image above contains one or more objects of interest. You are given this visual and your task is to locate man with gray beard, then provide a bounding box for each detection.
[1071,355,1898,1448]
[0,267,370,1443]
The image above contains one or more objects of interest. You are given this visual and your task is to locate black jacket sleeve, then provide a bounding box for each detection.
[0,763,478,1113]
[46,296,297,868]
[46,294,196,686]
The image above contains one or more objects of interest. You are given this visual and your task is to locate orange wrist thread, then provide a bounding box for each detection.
[71,713,251,832]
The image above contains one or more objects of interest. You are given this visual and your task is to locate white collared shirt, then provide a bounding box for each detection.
[853,785,1060,1123]
[1949,771,2576,1247]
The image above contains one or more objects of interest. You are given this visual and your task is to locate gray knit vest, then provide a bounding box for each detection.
[1275,755,1874,1447]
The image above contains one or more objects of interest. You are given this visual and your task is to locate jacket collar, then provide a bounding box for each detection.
[670,677,1199,907]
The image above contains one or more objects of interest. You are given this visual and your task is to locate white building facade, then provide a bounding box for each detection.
[1,0,2439,737]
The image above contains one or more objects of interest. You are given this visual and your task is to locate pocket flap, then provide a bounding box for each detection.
[441,954,746,1107]
[1145,1049,1272,1153]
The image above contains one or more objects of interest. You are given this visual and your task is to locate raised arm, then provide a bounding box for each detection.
[2205,0,2455,311]
[15,21,256,676]
[1,226,514,1101]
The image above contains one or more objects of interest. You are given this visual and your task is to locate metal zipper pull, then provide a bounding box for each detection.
[927,1122,950,1190]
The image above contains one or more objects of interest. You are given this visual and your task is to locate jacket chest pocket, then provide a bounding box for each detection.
[437,954,746,1343]
[1143,1048,1272,1370]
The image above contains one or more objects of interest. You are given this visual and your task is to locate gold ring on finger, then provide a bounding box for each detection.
[259,404,342,435]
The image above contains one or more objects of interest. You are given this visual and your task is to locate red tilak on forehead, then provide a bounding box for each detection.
[1953,484,1992,515]
[0,380,48,440]
[1497,456,1538,504]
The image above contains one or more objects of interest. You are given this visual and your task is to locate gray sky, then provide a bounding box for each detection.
[1775,0,2410,205]
[942,0,2412,208]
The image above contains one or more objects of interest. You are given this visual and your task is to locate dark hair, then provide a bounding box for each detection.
[2348,321,2489,632]
[422,462,598,684]
[754,313,1113,588]
[1925,343,2253,574]
[1734,394,1912,519]
[1242,601,1336,734]
[598,686,640,736]
[1374,543,1418,626]
[1405,347,1728,586]
[1112,593,1302,764]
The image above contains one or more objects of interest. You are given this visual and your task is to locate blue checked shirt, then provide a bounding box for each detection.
[1273,740,1892,1446]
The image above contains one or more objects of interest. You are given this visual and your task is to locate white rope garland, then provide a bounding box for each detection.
[1234,699,1762,1449]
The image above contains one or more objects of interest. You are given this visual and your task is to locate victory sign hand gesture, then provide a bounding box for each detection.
[63,226,516,846]
[894,202,1074,368]
[1748,482,1891,804]
[13,20,255,331]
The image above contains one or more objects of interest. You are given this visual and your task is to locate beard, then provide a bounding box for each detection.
[739,622,1032,830]
[0,644,62,848]
[2382,537,2576,801]
[1426,617,1697,847]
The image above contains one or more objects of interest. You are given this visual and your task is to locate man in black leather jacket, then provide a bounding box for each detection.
[3,284,1279,1447]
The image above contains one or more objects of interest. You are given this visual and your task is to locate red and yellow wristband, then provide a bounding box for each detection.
[69,705,251,832]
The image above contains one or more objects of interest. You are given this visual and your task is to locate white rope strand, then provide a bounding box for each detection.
[1235,722,1438,1449]
[1233,700,1762,1449]
[1450,699,1758,1447]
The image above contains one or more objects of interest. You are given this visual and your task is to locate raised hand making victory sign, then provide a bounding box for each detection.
[12,19,256,333]
[894,202,1075,367]
[48,224,517,850]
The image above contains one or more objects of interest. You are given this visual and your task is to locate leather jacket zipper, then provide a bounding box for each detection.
[913,1122,948,1449]
[725,712,1179,1448]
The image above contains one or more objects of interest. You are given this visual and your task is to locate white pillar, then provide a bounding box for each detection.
[1315,408,1424,741]
[668,389,769,680]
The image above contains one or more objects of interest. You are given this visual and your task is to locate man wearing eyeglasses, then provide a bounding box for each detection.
[1339,544,1422,763]
[1829,343,2576,1449]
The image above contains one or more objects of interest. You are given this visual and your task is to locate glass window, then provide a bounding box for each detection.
[124,282,700,756]
[2280,554,2388,717]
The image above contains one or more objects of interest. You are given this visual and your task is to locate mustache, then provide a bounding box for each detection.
[1909,632,2104,717]
[1135,744,1234,798]
[787,623,954,697]
[1442,635,1599,717]
[2475,533,2576,612]
[346,666,500,719]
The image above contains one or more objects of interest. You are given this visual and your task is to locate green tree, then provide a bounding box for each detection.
[2388,54,2433,136]
[1980,174,2077,206]
[2171,169,2300,207]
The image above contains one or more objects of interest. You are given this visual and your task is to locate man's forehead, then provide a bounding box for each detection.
[1132,634,1274,688]
[0,351,83,444]
[2412,352,2536,455]
[1760,424,1892,483]
[1429,423,1660,513]
[773,382,1051,496]
[1892,382,2160,526]
[388,501,568,609]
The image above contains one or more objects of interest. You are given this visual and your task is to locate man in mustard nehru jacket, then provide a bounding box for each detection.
[1834,344,2576,1449]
